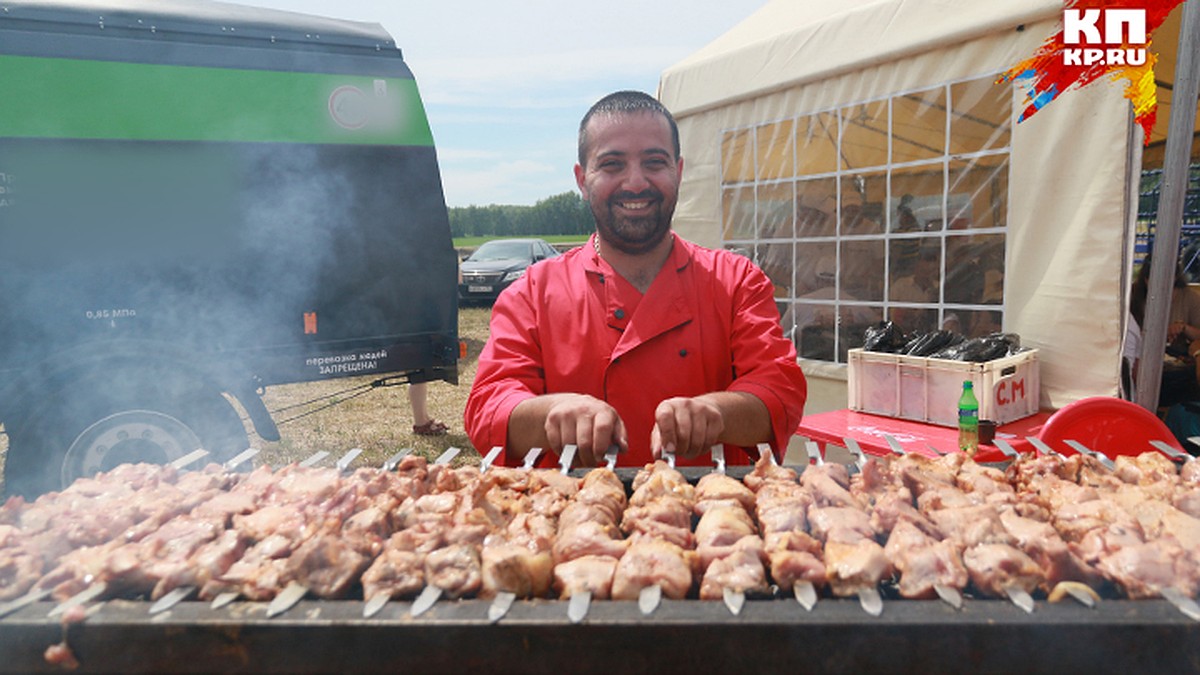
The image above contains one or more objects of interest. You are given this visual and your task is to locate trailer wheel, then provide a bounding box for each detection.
[3,374,249,499]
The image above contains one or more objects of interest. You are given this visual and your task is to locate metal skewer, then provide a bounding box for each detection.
[934,584,963,610]
[604,447,619,471]
[171,449,210,471]
[362,592,391,619]
[223,447,260,471]
[638,584,662,615]
[567,590,591,624]
[335,447,363,473]
[559,444,577,474]
[487,591,516,623]
[479,446,503,472]
[993,439,1021,461]
[1161,588,1200,621]
[149,585,196,615]
[712,445,726,474]
[434,446,461,465]
[48,582,108,618]
[409,585,442,618]
[210,592,239,610]
[383,448,412,472]
[757,443,775,465]
[0,588,52,619]
[1025,437,1062,459]
[1063,440,1114,470]
[298,450,330,468]
[723,587,745,616]
[883,434,905,457]
[793,581,817,611]
[1005,586,1036,614]
[857,587,883,616]
[804,441,823,466]
[522,447,544,470]
[844,438,867,471]
[1154,440,1194,463]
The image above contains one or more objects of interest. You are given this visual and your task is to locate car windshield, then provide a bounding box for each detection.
[468,241,532,262]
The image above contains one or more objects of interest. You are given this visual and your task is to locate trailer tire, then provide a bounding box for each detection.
[3,372,249,499]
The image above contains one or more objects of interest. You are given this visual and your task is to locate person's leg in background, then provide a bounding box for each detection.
[410,382,448,436]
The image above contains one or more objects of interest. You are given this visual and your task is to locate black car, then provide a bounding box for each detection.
[458,238,560,303]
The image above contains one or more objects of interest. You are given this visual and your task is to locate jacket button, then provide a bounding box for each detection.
[679,349,688,357]
[614,308,625,319]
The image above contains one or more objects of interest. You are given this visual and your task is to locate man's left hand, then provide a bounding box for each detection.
[650,396,724,460]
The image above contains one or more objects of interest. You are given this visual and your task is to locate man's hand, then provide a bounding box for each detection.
[649,396,725,460]
[542,393,628,467]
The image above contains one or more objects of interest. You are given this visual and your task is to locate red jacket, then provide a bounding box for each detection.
[464,234,807,467]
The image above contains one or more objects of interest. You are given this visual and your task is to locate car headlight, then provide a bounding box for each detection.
[502,269,526,282]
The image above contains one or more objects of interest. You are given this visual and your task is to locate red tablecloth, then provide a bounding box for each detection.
[796,409,1052,463]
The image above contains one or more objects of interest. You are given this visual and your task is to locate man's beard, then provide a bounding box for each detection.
[590,190,674,255]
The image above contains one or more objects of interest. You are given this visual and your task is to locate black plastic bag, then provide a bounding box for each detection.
[901,330,963,357]
[932,332,1023,362]
[862,321,908,353]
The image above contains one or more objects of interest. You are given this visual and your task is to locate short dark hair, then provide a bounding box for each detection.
[577,90,680,166]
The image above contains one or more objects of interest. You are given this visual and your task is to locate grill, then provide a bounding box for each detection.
[2,455,1198,673]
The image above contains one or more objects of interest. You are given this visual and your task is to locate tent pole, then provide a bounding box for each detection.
[1135,0,1200,413]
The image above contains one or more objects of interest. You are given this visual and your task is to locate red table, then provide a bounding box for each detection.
[795,408,1053,463]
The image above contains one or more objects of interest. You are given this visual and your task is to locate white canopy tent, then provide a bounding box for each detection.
[658,0,1198,416]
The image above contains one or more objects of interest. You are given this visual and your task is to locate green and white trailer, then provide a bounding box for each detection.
[0,0,459,497]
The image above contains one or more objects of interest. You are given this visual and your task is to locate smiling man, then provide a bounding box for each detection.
[464,90,806,468]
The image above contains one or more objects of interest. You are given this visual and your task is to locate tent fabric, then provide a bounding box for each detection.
[658,0,1139,414]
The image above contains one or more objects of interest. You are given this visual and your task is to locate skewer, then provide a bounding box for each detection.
[434,446,461,465]
[403,449,466,619]
[48,582,108,618]
[843,438,867,471]
[479,446,503,472]
[559,444,577,474]
[148,585,195,615]
[793,581,817,611]
[522,447,544,469]
[382,448,412,472]
[1005,586,1035,614]
[362,592,390,619]
[1025,436,1062,459]
[267,447,368,619]
[1154,440,1194,463]
[722,587,745,616]
[567,590,591,624]
[0,588,52,619]
[756,442,775,465]
[1161,588,1200,622]
[409,585,442,618]
[883,435,905,457]
[663,449,676,469]
[638,583,662,615]
[487,591,516,623]
[170,448,210,471]
[992,439,1021,460]
[223,447,260,471]
[934,584,963,610]
[298,450,329,468]
[153,449,260,615]
[805,441,823,466]
[857,587,883,616]
[712,445,726,474]
[1063,440,1114,470]
[335,447,363,473]
[562,450,619,624]
[210,592,239,609]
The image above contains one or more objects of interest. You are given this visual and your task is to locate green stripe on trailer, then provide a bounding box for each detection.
[0,54,433,146]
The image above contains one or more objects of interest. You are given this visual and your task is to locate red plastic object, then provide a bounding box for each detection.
[1037,396,1184,458]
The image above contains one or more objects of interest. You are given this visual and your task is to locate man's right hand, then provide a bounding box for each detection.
[509,393,628,468]
[543,393,628,467]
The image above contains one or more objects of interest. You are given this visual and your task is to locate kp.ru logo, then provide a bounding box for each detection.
[1062,8,1147,66]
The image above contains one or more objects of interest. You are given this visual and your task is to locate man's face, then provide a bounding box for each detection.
[574,111,682,255]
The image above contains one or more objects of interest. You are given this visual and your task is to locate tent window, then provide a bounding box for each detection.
[721,74,1013,364]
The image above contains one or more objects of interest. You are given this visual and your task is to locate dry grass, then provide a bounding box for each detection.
[0,306,493,486]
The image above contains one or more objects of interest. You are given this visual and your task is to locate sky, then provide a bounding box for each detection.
[243,0,769,207]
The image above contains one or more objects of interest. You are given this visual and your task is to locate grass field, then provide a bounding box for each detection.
[0,306,494,491]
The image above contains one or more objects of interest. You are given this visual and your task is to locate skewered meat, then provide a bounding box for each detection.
[610,539,697,601]
[553,555,619,599]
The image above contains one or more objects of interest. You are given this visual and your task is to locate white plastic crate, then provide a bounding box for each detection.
[847,348,1040,427]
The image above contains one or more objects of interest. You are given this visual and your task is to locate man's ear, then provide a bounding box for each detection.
[574,163,588,198]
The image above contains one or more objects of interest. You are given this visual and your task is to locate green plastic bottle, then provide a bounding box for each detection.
[958,380,979,456]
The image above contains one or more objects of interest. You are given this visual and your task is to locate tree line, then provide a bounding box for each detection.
[448,192,594,238]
